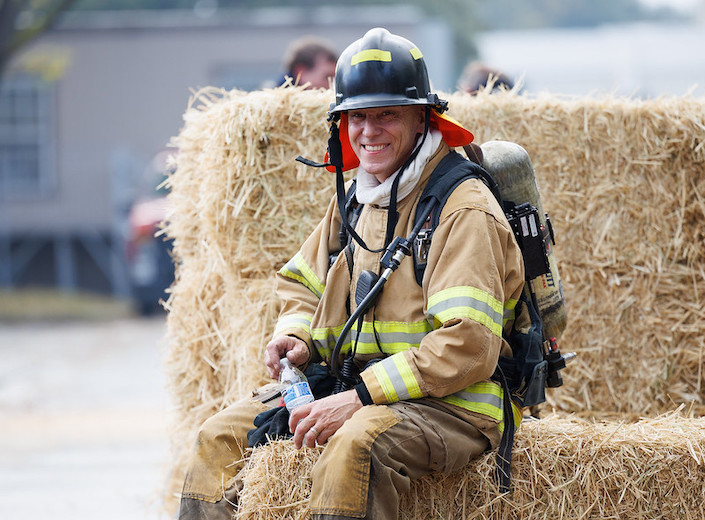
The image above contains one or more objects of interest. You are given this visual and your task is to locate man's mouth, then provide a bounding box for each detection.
[363,144,387,152]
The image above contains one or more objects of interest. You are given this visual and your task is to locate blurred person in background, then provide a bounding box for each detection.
[459,61,515,94]
[277,35,338,89]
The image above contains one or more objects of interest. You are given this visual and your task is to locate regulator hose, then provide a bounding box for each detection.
[329,197,437,386]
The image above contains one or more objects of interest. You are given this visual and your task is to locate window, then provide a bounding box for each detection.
[0,74,54,198]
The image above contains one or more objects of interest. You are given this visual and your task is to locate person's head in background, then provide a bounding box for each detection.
[282,36,338,89]
[459,61,515,94]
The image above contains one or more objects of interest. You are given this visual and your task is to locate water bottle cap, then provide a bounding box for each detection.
[279,357,291,368]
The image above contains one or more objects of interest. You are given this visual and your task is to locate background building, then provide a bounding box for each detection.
[0,6,452,306]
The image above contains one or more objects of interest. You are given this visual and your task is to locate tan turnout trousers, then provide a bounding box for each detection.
[178,387,495,520]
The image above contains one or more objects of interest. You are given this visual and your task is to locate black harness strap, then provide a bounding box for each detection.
[411,151,495,285]
[494,365,516,494]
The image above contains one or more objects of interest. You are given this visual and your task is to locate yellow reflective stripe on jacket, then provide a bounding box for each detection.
[503,298,518,326]
[436,381,521,434]
[427,286,507,337]
[279,252,325,299]
[506,400,523,435]
[311,319,433,359]
[352,320,432,354]
[437,381,505,421]
[370,353,424,402]
[273,313,312,337]
[369,360,522,431]
[311,323,349,360]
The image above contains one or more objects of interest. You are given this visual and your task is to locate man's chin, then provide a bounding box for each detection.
[361,165,395,181]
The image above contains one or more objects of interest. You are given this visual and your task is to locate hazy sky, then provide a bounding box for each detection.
[638,0,701,12]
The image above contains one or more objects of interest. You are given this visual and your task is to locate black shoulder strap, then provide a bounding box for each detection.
[412,151,498,285]
[338,179,359,249]
[415,151,484,228]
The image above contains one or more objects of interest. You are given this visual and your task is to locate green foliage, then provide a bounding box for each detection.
[0,0,78,81]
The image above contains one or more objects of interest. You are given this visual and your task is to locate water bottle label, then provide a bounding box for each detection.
[283,381,314,410]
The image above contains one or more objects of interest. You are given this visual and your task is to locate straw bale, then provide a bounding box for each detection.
[162,86,705,507]
[234,412,705,520]
[445,93,705,418]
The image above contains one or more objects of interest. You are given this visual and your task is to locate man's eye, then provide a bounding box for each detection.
[350,113,364,121]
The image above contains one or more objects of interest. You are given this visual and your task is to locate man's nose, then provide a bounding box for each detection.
[362,118,381,135]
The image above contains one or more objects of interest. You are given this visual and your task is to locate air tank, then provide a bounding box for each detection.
[480,140,567,340]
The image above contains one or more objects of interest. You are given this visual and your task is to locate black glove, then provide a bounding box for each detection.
[305,363,337,399]
[247,405,291,447]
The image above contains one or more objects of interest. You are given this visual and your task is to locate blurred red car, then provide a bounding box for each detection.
[125,152,174,315]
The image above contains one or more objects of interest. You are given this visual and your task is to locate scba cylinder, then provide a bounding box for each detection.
[480,140,567,340]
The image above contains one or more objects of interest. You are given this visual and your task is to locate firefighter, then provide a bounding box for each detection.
[177,27,525,520]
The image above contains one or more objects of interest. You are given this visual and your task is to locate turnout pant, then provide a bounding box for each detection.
[178,387,495,520]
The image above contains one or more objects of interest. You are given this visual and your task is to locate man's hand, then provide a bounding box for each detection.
[288,389,363,449]
[264,335,309,379]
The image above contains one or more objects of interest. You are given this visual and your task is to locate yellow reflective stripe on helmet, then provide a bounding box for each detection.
[273,313,312,337]
[371,353,423,402]
[279,252,325,299]
[409,47,423,60]
[351,49,392,66]
[427,286,504,337]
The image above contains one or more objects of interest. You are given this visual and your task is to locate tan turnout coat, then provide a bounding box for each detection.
[274,141,525,439]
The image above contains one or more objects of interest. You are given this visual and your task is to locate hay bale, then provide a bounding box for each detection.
[162,86,705,507]
[448,93,705,417]
[234,412,705,520]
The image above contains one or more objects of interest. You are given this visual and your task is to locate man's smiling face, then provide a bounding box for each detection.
[347,105,425,182]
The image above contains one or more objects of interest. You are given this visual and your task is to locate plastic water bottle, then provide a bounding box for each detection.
[279,358,314,411]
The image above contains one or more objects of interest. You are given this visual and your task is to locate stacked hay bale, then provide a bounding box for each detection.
[162,86,705,516]
[236,413,705,520]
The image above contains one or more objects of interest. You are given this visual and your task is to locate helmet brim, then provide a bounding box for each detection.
[329,94,432,116]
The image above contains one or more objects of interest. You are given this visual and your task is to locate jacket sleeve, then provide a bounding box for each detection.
[273,193,343,361]
[361,185,525,404]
